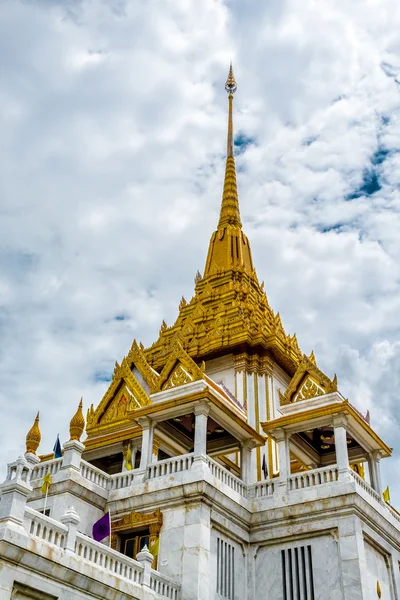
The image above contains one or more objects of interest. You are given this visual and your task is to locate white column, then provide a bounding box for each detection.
[333,420,349,471]
[275,430,290,481]
[138,417,154,470]
[193,403,209,457]
[240,440,255,484]
[368,451,382,495]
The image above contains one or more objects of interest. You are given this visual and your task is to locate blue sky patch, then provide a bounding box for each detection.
[94,371,112,383]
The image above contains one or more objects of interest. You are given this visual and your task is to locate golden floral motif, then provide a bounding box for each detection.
[163,365,192,389]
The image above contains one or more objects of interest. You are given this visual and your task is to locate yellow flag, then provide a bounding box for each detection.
[383,486,390,503]
[40,472,52,494]
[124,445,133,471]
[149,537,160,557]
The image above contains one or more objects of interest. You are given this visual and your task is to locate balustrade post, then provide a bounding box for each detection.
[61,439,85,472]
[24,452,41,482]
[61,506,80,555]
[0,456,32,529]
[136,545,154,587]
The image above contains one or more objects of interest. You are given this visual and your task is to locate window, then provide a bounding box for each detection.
[119,528,150,560]
[216,537,235,599]
[38,508,51,517]
[281,545,315,600]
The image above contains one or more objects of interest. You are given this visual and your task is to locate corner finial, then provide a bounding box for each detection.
[225,62,237,95]
[69,398,85,441]
[26,411,41,454]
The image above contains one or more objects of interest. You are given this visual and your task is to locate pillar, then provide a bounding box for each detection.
[241,439,255,484]
[275,430,290,481]
[333,417,350,479]
[193,403,209,457]
[138,417,154,470]
[367,451,382,495]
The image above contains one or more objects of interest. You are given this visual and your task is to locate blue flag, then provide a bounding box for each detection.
[53,434,62,459]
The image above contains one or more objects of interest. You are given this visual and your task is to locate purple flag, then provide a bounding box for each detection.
[92,512,111,542]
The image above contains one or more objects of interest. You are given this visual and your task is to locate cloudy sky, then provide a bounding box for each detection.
[1,0,400,501]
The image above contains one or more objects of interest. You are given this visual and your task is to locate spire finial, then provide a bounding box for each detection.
[225,62,237,95]
[26,411,41,454]
[225,63,237,159]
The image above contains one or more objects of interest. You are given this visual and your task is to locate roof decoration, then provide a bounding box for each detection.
[70,398,85,442]
[86,354,152,438]
[280,355,338,405]
[144,66,303,374]
[151,341,205,393]
[26,411,41,454]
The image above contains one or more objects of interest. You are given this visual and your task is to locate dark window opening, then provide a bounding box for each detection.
[90,452,124,475]
[119,527,150,560]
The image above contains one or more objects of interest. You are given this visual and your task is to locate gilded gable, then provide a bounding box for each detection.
[281,355,337,406]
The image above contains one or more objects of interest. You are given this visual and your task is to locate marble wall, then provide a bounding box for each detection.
[364,538,396,600]
[254,533,343,600]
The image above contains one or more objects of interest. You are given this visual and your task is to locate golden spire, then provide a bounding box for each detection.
[204,64,253,275]
[26,411,41,454]
[69,398,85,442]
[218,63,241,229]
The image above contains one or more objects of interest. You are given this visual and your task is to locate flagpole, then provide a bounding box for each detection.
[108,510,111,548]
[43,484,49,514]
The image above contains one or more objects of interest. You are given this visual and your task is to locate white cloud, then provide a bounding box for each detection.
[1,0,400,504]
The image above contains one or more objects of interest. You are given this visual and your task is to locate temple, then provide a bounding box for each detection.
[1,66,400,600]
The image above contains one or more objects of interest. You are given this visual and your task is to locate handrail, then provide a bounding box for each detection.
[206,455,247,496]
[75,531,143,584]
[150,569,181,599]
[31,458,63,481]
[288,465,338,491]
[24,506,67,549]
[80,460,110,489]
[148,453,194,480]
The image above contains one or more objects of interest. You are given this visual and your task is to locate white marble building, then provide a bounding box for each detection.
[1,67,399,600]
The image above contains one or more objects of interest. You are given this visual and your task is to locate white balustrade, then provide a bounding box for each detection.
[348,468,383,503]
[150,569,181,599]
[31,458,62,482]
[147,453,194,480]
[24,507,67,549]
[288,466,338,491]
[75,532,143,584]
[252,480,275,498]
[110,469,137,490]
[80,460,110,489]
[206,456,247,496]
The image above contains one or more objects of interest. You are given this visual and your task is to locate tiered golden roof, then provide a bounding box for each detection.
[144,65,303,374]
